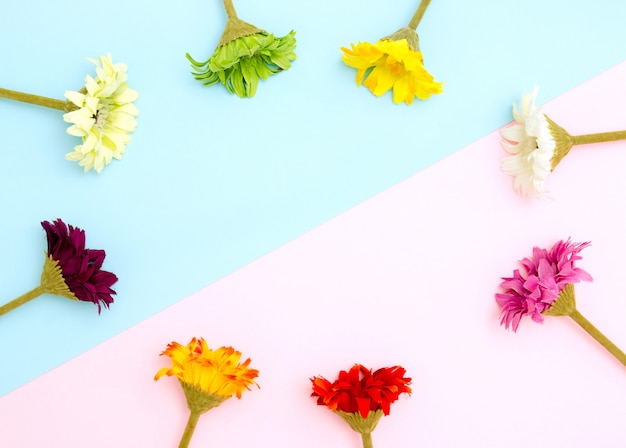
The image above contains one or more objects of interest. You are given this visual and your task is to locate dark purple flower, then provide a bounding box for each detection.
[495,239,592,331]
[41,219,117,313]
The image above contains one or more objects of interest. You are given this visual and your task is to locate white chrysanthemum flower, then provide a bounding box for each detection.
[500,87,556,197]
[63,54,139,173]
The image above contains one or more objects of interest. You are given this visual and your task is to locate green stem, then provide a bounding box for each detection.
[408,0,432,30]
[569,310,626,366]
[0,87,67,111]
[222,0,238,20]
[178,411,201,448]
[0,286,45,316]
[361,432,374,448]
[572,130,626,146]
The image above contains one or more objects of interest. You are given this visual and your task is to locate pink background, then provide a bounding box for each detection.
[3,63,626,447]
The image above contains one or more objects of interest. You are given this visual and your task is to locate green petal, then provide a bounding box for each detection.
[253,58,271,80]
[229,66,246,97]
[241,61,259,97]
[239,59,255,85]
[186,52,210,69]
[217,69,228,85]
[199,72,220,85]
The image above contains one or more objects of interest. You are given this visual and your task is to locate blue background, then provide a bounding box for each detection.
[1,0,625,396]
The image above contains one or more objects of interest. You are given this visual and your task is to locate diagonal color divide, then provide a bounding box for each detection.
[3,0,626,398]
[2,61,626,447]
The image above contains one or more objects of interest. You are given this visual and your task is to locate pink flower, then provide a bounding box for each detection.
[42,219,118,313]
[495,239,592,331]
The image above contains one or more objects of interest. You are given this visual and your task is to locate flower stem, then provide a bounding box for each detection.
[569,310,626,366]
[0,87,67,111]
[0,286,45,316]
[216,0,262,47]
[222,0,238,20]
[408,0,432,30]
[572,130,626,146]
[361,432,374,448]
[178,411,201,448]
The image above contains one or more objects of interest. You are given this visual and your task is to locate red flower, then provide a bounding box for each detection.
[311,364,412,419]
[42,219,117,313]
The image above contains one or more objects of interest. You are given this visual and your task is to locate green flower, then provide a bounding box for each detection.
[187,0,296,98]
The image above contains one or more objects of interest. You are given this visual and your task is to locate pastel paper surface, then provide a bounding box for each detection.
[2,62,626,446]
[2,0,626,397]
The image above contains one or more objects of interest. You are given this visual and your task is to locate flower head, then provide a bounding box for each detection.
[63,54,139,173]
[187,0,296,98]
[188,30,296,98]
[341,38,443,105]
[155,337,259,399]
[500,88,557,197]
[501,88,626,197]
[42,218,118,312]
[156,338,259,448]
[496,239,593,331]
[311,364,411,419]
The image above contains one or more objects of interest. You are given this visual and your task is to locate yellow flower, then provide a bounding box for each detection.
[341,39,442,105]
[155,338,259,448]
[63,54,139,173]
[155,337,258,399]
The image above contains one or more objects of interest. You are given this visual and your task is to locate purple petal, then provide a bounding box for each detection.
[41,219,117,312]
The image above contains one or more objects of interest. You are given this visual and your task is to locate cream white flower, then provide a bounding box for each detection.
[63,54,139,173]
[500,87,556,197]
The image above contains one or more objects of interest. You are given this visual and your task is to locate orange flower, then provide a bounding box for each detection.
[155,337,258,448]
[155,337,258,398]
